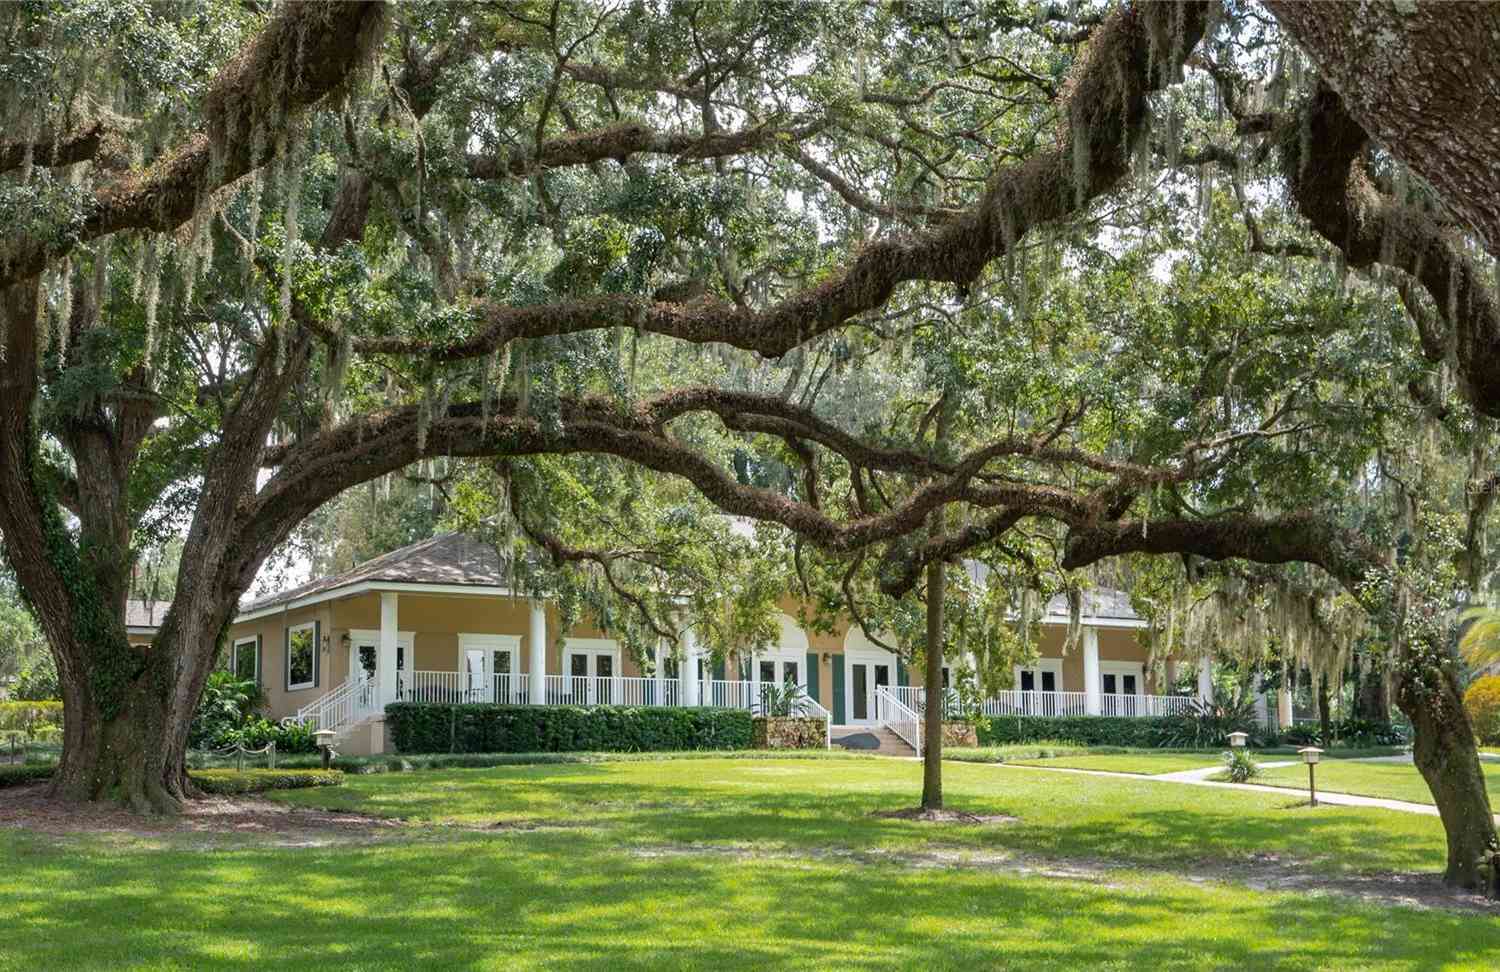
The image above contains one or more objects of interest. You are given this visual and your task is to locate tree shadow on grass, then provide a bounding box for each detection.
[0,828,1496,970]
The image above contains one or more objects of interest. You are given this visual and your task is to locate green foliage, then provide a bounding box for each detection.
[386,702,752,754]
[1222,748,1260,783]
[1160,689,1264,748]
[188,671,266,749]
[753,680,812,717]
[189,769,343,795]
[9,656,60,701]
[1464,676,1500,746]
[0,700,64,739]
[0,763,54,788]
[977,715,1180,748]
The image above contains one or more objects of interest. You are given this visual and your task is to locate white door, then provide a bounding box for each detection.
[348,630,410,699]
[847,658,892,725]
[568,649,617,704]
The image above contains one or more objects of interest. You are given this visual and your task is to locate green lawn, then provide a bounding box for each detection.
[2,758,1498,969]
[1254,759,1500,806]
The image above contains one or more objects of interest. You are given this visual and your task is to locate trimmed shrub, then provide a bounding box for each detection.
[0,701,64,739]
[1465,675,1500,745]
[1222,748,1260,783]
[190,769,343,794]
[977,714,1179,748]
[386,703,753,754]
[0,763,54,788]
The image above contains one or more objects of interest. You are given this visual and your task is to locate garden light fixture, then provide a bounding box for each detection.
[1299,746,1323,806]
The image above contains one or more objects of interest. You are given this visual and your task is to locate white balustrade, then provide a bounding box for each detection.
[874,686,922,754]
[284,672,378,735]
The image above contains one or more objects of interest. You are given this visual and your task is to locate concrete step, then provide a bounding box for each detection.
[831,725,917,757]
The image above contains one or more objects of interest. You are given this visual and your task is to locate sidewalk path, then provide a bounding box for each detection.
[990,761,1500,822]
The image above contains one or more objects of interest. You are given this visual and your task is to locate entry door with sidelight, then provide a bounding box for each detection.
[568,647,616,704]
[1017,665,1058,715]
[349,630,408,698]
[848,659,891,725]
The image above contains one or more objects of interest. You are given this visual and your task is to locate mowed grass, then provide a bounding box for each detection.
[2,758,1499,970]
[1255,759,1500,806]
[271,757,1452,875]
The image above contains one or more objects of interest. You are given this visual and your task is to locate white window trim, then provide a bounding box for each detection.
[1014,657,1064,692]
[562,638,621,697]
[231,636,258,683]
[1099,660,1146,695]
[286,621,318,692]
[457,632,523,669]
[346,629,415,682]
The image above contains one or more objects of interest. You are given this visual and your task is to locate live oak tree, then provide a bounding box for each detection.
[4,0,1499,896]
[0,0,1222,812]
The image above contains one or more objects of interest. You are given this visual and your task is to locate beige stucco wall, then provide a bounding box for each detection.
[231,590,643,719]
[230,587,1156,720]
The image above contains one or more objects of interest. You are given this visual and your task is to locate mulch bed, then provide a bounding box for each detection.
[869,806,1018,824]
[0,783,401,844]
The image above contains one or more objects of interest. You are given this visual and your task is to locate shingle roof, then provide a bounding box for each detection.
[240,533,509,613]
[126,598,171,629]
[1042,587,1141,623]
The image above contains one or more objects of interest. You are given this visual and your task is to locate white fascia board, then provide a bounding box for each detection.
[234,580,518,624]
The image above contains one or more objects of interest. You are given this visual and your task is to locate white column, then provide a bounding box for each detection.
[653,640,666,704]
[1083,626,1101,716]
[682,627,700,706]
[528,599,547,704]
[1278,684,1294,728]
[378,592,399,706]
[1197,655,1214,701]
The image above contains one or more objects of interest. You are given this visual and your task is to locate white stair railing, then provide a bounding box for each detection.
[874,686,923,754]
[283,671,378,735]
[797,694,833,749]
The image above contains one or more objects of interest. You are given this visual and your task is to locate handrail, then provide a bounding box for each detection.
[283,671,377,734]
[797,694,834,749]
[874,686,923,755]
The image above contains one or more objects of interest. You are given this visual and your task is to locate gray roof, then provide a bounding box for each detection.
[241,533,509,613]
[1043,587,1141,623]
[126,598,171,630]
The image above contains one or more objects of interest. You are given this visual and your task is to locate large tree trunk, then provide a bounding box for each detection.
[1399,673,1498,891]
[1317,673,1333,746]
[920,556,945,811]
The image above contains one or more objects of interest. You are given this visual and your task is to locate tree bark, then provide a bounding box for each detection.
[1317,674,1333,747]
[1399,670,1499,890]
[920,555,945,811]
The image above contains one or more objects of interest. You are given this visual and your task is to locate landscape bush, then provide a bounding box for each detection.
[0,700,64,739]
[386,703,753,754]
[977,714,1179,747]
[0,763,54,788]
[190,769,343,794]
[1464,675,1500,745]
[1222,748,1260,783]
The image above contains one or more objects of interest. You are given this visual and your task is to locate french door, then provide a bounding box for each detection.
[568,649,616,704]
[849,660,891,725]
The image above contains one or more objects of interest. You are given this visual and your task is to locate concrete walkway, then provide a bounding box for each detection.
[992,761,1500,822]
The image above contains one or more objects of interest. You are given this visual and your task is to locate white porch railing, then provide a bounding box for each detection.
[284,671,378,734]
[874,686,922,754]
[799,694,833,748]
[1102,693,1193,717]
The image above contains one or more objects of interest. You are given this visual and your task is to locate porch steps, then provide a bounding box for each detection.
[830,725,916,757]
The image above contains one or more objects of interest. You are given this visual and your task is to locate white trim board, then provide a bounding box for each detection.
[234,581,522,623]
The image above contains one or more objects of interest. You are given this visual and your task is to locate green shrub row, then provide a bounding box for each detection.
[190,769,343,794]
[978,715,1182,748]
[386,703,753,754]
[0,701,64,737]
[0,763,54,788]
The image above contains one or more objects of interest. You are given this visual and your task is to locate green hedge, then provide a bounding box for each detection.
[977,714,1179,748]
[0,763,54,788]
[190,769,343,794]
[386,703,753,754]
[0,701,64,737]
